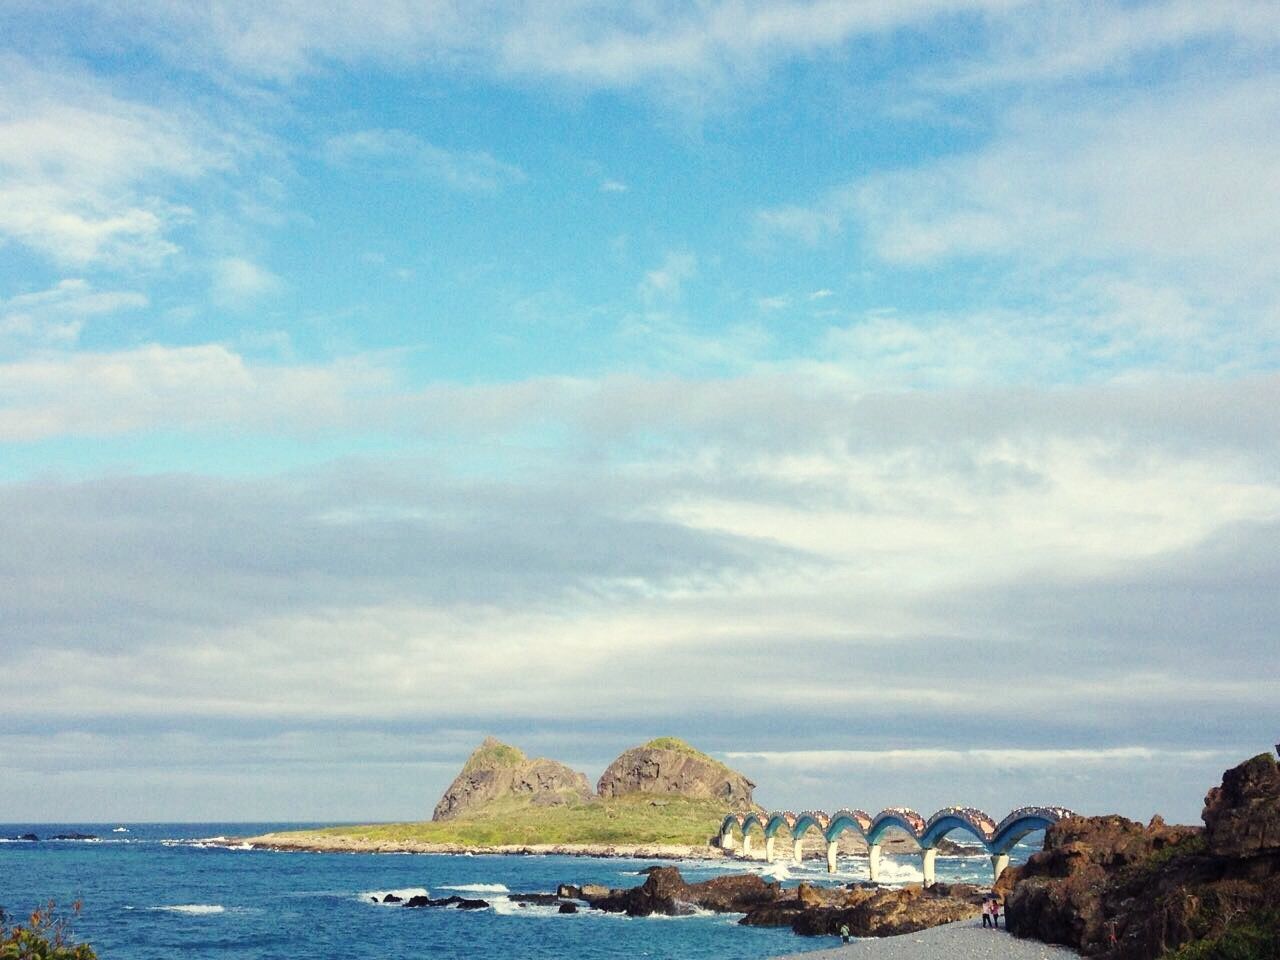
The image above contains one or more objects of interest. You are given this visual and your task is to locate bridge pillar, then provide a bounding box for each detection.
[922,847,937,887]
[742,833,753,857]
[991,853,1010,883]
[764,836,776,863]
[826,840,838,874]
[720,830,735,852]
[793,836,805,864]
[868,843,882,883]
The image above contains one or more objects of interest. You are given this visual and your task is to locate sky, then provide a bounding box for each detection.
[1,1,1278,826]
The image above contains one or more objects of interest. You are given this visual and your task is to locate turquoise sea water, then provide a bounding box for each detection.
[0,824,1036,959]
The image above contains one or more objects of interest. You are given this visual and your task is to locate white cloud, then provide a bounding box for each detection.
[324,128,525,193]
[763,78,1280,287]
[943,0,1280,89]
[212,256,284,305]
[638,250,698,303]
[0,343,391,441]
[1,278,147,346]
[726,746,1235,771]
[0,56,230,266]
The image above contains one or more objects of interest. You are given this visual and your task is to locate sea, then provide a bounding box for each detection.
[0,824,1040,959]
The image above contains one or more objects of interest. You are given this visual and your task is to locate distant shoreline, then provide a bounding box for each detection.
[219,832,728,859]
[220,830,981,862]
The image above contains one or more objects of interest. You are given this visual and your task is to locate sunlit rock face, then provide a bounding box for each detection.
[432,737,593,821]
[596,737,755,810]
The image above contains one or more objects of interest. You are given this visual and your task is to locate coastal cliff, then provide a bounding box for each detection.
[1005,751,1280,958]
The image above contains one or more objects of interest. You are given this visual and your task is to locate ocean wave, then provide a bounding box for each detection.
[489,897,562,918]
[152,905,226,915]
[360,887,429,904]
[439,883,510,893]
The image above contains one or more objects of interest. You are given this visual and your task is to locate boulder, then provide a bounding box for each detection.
[752,884,980,937]
[432,737,593,821]
[558,902,578,914]
[1202,752,1280,857]
[580,866,778,917]
[596,737,754,809]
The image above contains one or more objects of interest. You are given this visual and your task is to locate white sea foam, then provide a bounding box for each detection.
[113,826,129,833]
[876,857,925,884]
[360,887,429,904]
[489,896,562,918]
[153,905,225,915]
[439,883,510,893]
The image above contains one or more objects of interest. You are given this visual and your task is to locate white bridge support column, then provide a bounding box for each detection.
[764,835,776,863]
[793,836,805,864]
[991,853,1010,884]
[720,831,735,852]
[868,843,882,883]
[922,847,937,887]
[742,833,753,857]
[826,840,838,874]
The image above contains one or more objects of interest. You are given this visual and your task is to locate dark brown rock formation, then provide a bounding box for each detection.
[431,737,593,821]
[596,737,754,809]
[778,882,981,937]
[1006,752,1280,958]
[581,865,778,917]
[1203,752,1280,857]
[573,866,979,935]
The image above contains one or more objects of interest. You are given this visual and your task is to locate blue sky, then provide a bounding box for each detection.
[1,1,1278,823]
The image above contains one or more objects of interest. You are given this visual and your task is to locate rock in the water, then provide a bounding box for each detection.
[9,834,39,842]
[1202,751,1280,856]
[579,867,787,919]
[507,893,561,906]
[382,894,402,903]
[50,832,97,840]
[402,895,489,909]
[558,902,577,914]
[596,737,754,809]
[432,737,593,821]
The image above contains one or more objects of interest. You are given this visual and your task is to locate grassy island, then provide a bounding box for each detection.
[269,795,729,849]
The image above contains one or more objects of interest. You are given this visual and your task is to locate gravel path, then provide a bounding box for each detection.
[773,920,1080,960]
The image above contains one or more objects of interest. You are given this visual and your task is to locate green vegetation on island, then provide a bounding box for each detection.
[306,793,730,847]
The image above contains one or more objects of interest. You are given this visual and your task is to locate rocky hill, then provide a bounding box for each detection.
[1003,750,1280,958]
[597,737,755,810]
[432,737,593,821]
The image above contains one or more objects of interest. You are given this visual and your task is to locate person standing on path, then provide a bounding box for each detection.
[982,898,994,928]
[839,923,851,943]
[992,897,1001,929]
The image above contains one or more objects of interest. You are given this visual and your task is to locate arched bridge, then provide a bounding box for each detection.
[719,805,1074,885]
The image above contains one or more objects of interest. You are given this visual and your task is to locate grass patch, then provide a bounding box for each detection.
[1166,908,1280,960]
[283,795,731,847]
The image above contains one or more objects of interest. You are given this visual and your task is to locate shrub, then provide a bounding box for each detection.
[1166,908,1280,960]
[0,902,97,960]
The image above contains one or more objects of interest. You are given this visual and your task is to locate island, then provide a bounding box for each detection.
[233,736,953,859]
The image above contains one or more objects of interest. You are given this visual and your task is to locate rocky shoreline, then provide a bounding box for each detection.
[362,863,988,938]
[222,830,961,860]
[222,833,728,859]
